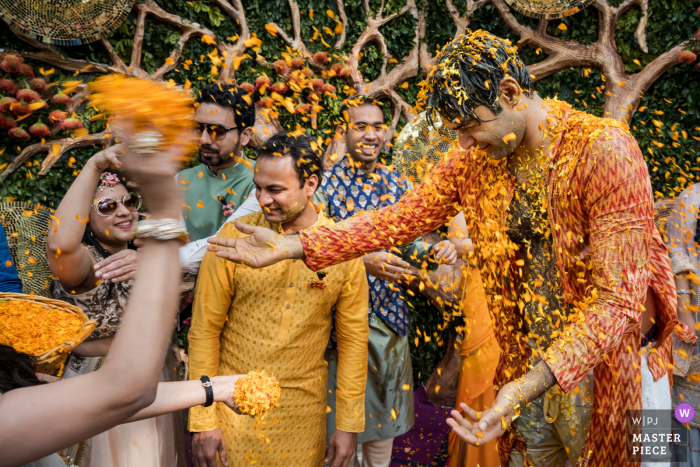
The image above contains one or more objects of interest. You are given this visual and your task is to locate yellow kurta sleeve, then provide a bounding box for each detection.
[333,257,369,433]
[188,225,236,432]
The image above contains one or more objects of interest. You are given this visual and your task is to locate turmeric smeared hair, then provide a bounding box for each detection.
[418,29,534,125]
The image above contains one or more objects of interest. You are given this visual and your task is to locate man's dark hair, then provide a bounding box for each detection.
[197,84,256,129]
[257,131,323,188]
[421,29,534,124]
[338,95,385,127]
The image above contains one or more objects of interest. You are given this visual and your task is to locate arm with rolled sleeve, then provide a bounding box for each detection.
[333,257,369,432]
[187,224,236,431]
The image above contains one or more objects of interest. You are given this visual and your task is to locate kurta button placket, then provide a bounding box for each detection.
[278,260,300,341]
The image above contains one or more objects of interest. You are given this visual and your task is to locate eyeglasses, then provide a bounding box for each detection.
[198,123,238,141]
[92,193,142,217]
[350,122,387,133]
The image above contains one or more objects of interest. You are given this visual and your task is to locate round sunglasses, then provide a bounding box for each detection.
[92,193,142,217]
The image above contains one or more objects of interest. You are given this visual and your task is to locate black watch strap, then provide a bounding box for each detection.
[200,375,214,407]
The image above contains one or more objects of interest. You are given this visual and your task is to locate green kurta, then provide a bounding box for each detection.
[177,157,255,240]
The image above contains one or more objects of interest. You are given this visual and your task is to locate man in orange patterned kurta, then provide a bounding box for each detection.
[207,31,696,466]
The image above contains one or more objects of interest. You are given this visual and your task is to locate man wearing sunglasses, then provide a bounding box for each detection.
[176,84,257,243]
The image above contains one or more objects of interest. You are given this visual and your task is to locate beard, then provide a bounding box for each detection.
[198,140,242,167]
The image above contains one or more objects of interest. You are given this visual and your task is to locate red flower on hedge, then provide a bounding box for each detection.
[695,29,700,41]
[0,97,17,113]
[311,79,325,92]
[678,50,697,65]
[16,88,41,103]
[29,78,48,94]
[51,92,71,105]
[18,64,35,78]
[330,63,343,75]
[0,53,23,73]
[9,127,31,141]
[270,82,288,94]
[291,58,304,70]
[11,101,32,117]
[0,114,17,130]
[255,76,272,91]
[301,67,314,78]
[0,78,18,94]
[295,103,311,114]
[259,97,274,107]
[60,117,85,131]
[49,110,68,124]
[29,122,52,138]
[312,52,328,66]
[273,60,288,75]
[238,83,255,94]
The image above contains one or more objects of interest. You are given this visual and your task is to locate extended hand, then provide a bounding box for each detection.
[363,251,414,282]
[446,381,519,446]
[432,241,457,266]
[94,249,139,282]
[193,428,228,467]
[325,430,357,467]
[212,374,245,415]
[207,220,303,268]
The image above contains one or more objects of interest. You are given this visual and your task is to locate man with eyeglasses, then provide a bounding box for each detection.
[176,84,257,244]
[322,96,456,467]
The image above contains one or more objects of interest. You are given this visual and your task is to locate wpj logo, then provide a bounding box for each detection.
[626,409,687,463]
[676,403,695,424]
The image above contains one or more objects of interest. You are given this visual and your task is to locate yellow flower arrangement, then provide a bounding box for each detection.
[0,299,82,355]
[233,369,281,417]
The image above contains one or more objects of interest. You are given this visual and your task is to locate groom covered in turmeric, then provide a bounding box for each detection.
[188,132,369,467]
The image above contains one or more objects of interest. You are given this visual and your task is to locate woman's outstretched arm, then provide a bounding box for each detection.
[0,124,185,467]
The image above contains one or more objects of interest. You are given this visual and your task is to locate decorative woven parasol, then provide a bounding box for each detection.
[0,0,135,46]
[504,0,595,19]
[393,112,458,184]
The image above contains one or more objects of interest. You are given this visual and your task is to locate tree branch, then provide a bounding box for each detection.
[1,131,113,181]
[212,0,250,83]
[334,0,348,49]
[131,6,148,72]
[446,0,469,37]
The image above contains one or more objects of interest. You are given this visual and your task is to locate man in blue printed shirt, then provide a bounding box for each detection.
[323,96,456,467]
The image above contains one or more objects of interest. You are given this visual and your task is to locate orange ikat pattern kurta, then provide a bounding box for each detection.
[299,99,696,466]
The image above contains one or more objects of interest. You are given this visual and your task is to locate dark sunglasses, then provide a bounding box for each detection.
[92,193,142,217]
[198,123,238,141]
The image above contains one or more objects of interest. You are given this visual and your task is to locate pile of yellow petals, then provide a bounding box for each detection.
[234,369,281,417]
[88,74,197,152]
[0,299,82,355]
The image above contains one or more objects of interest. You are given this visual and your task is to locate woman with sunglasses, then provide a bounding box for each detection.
[46,148,186,467]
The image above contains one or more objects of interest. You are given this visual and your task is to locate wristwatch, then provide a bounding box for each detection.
[200,375,214,407]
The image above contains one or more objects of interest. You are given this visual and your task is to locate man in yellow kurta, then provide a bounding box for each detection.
[188,132,369,467]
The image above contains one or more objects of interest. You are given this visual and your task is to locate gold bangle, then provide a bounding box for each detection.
[133,218,189,244]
